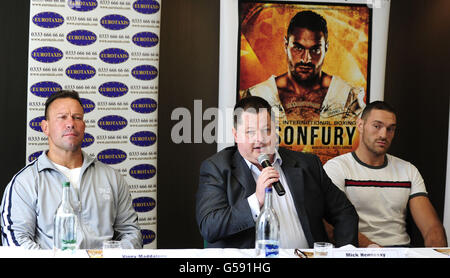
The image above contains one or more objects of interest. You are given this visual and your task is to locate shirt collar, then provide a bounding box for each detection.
[37,150,95,172]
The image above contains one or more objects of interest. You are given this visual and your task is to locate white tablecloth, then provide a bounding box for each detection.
[0,246,448,258]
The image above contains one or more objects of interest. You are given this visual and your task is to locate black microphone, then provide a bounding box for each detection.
[257,153,286,196]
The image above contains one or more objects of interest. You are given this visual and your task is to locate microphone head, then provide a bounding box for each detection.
[257,153,270,165]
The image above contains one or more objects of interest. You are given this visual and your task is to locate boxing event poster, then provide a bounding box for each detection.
[238,1,371,164]
[26,0,160,248]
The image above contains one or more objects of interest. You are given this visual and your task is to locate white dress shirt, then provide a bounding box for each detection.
[245,150,309,248]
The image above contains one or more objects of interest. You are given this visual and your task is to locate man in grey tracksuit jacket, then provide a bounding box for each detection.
[1,90,141,249]
[1,151,142,249]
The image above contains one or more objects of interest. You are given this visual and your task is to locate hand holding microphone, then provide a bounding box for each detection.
[257,154,286,196]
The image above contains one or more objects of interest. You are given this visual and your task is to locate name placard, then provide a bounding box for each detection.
[332,248,407,258]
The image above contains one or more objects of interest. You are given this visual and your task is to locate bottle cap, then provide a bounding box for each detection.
[62,182,70,188]
[265,187,272,193]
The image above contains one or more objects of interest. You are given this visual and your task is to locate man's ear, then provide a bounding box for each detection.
[232,127,238,143]
[41,119,49,136]
[356,117,364,133]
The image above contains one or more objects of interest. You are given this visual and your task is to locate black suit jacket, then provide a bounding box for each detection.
[196,146,358,248]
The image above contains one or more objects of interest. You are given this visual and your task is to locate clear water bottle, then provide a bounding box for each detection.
[53,181,77,252]
[255,187,280,258]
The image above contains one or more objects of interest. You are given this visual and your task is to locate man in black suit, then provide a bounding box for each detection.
[196,96,358,248]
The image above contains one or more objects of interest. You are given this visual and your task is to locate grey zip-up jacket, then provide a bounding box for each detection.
[1,151,142,249]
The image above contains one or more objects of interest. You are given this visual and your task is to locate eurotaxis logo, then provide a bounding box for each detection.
[132,32,159,48]
[32,11,64,28]
[66,64,96,80]
[30,81,62,98]
[100,14,130,30]
[97,115,128,131]
[81,132,95,148]
[97,148,127,165]
[98,81,128,98]
[80,98,95,113]
[132,197,156,212]
[99,48,129,64]
[129,164,156,180]
[131,98,157,114]
[131,64,158,81]
[67,29,97,46]
[133,0,160,14]
[130,131,156,147]
[68,0,98,12]
[141,229,156,245]
[29,116,46,132]
[31,46,63,63]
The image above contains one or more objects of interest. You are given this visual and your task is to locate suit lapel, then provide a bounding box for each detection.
[231,151,256,196]
[279,150,314,247]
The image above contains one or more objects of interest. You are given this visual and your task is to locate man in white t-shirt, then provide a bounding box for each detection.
[323,101,447,247]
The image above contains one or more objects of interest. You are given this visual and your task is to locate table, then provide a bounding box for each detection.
[0,246,448,258]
